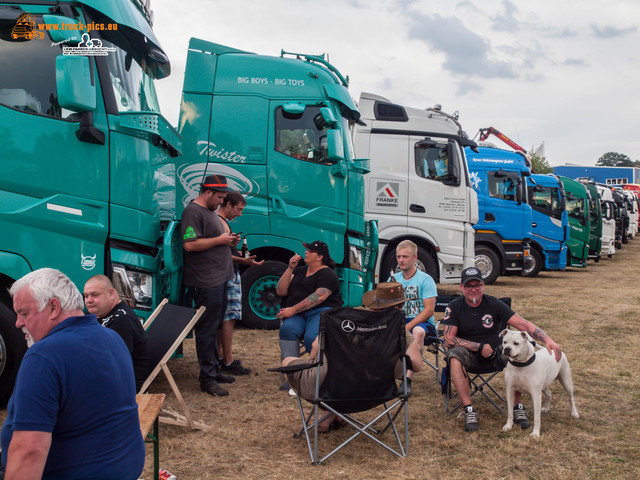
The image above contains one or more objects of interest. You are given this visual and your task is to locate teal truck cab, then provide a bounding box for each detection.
[176,39,376,329]
[558,177,590,267]
[465,145,532,284]
[525,174,569,276]
[0,0,182,405]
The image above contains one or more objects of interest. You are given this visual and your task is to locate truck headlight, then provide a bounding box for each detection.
[112,264,153,310]
[349,245,363,271]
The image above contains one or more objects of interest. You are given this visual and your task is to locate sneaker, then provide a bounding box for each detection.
[201,381,228,397]
[222,360,252,376]
[398,379,412,397]
[463,405,479,432]
[214,373,235,384]
[513,403,531,429]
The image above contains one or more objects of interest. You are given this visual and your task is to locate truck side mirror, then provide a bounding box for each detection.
[320,107,337,125]
[443,141,461,187]
[516,177,523,205]
[326,129,344,162]
[56,55,95,112]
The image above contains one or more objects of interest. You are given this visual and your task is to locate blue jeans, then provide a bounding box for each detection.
[279,306,332,354]
[189,283,227,388]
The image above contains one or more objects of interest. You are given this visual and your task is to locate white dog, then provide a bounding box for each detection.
[500,329,579,440]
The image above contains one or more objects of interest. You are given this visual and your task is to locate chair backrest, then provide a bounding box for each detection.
[318,307,406,413]
[137,301,205,394]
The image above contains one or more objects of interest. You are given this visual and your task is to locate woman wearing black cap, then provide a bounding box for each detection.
[276,241,342,363]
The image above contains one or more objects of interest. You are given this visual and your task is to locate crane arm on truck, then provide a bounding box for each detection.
[477,127,527,155]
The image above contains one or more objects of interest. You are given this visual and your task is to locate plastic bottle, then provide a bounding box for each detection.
[241,238,249,258]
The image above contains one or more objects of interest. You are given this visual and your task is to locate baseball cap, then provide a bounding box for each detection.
[461,267,484,285]
[303,240,331,260]
[201,174,232,192]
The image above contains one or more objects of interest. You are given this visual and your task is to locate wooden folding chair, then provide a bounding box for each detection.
[138,299,210,431]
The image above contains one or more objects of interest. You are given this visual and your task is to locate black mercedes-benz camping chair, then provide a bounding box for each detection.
[269,306,410,465]
[442,297,512,416]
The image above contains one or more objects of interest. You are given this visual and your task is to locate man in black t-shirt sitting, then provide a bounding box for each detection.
[84,275,150,391]
[442,267,563,432]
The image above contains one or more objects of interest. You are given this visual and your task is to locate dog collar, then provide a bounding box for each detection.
[509,356,536,368]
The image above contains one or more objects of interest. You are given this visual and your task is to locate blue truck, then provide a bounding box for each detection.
[465,145,532,283]
[524,174,569,276]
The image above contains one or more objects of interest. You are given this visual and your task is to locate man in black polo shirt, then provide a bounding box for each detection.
[83,275,150,392]
[181,174,239,397]
[443,267,563,432]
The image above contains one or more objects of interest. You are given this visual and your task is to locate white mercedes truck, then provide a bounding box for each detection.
[353,92,478,283]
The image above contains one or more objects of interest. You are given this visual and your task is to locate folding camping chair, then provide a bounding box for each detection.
[138,299,211,431]
[421,295,460,383]
[441,297,512,416]
[270,306,410,465]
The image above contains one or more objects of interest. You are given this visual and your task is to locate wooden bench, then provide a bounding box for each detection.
[137,393,165,480]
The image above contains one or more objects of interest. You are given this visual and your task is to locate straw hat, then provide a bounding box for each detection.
[361,282,406,310]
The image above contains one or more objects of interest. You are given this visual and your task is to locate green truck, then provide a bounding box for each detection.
[176,39,376,329]
[0,0,182,405]
[558,177,590,268]
[583,182,603,262]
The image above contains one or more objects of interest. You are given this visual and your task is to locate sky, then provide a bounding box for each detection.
[150,0,640,166]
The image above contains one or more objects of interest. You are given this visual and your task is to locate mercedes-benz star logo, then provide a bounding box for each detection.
[341,320,355,333]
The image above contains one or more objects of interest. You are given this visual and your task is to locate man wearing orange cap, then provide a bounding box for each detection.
[181,174,240,397]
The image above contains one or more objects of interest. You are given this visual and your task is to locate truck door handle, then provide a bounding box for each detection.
[410,204,425,213]
[485,213,496,222]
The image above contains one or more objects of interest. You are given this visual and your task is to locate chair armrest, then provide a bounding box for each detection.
[267,361,319,374]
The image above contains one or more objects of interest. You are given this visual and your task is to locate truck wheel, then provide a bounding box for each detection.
[522,248,542,277]
[381,246,438,282]
[475,246,501,284]
[0,300,27,407]
[241,261,287,330]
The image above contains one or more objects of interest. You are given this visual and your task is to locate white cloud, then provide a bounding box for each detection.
[150,0,640,164]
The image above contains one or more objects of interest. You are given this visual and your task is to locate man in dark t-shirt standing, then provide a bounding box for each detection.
[84,275,150,391]
[443,267,563,432]
[181,174,239,397]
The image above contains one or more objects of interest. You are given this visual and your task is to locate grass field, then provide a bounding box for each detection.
[2,241,639,479]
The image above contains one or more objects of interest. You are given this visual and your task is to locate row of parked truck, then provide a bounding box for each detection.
[0,0,638,405]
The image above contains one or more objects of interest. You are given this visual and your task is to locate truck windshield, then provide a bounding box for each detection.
[567,197,585,222]
[529,186,563,219]
[101,38,160,113]
[0,12,75,120]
